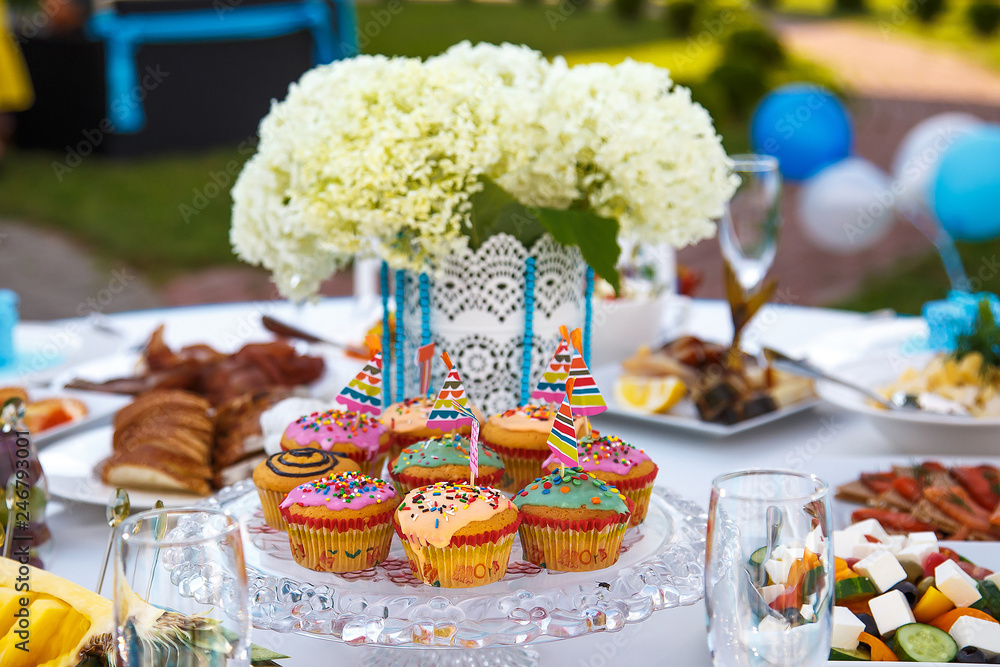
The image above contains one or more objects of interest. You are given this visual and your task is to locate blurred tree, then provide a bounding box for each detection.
[914,0,947,23]
[968,0,1000,35]
[614,0,644,21]
[664,0,698,36]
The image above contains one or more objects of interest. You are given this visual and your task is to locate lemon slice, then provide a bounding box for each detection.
[613,376,687,414]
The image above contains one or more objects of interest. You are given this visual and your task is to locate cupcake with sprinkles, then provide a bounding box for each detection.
[389,434,505,495]
[481,404,591,493]
[280,471,400,573]
[380,397,483,461]
[514,468,632,572]
[253,448,360,530]
[281,409,390,477]
[393,482,519,588]
[544,435,657,526]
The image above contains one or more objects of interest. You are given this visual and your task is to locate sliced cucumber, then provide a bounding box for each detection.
[749,546,768,567]
[892,623,958,663]
[830,646,871,661]
[835,577,878,602]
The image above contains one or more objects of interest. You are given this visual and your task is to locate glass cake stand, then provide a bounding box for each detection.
[201,481,707,667]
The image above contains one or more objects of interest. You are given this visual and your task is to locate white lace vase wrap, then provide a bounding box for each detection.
[399,233,586,415]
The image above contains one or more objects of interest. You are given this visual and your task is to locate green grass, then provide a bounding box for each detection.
[360,1,668,58]
[0,148,246,278]
[834,239,1000,314]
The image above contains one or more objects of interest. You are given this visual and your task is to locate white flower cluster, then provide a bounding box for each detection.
[231,42,735,301]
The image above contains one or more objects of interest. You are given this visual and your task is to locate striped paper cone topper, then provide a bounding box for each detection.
[565,328,607,417]
[426,352,475,431]
[531,337,572,404]
[451,399,480,483]
[335,352,384,416]
[546,377,579,467]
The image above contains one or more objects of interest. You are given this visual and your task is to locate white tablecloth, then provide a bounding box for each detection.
[39,299,911,666]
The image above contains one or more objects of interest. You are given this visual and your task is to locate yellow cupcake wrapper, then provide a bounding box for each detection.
[494,449,548,494]
[399,534,517,588]
[517,521,629,572]
[256,488,290,531]
[622,484,654,527]
[285,521,394,573]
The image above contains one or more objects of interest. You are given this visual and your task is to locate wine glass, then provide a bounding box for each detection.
[720,155,782,294]
[706,470,833,667]
[114,508,251,667]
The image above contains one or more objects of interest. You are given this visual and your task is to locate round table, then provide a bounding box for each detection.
[39,298,909,666]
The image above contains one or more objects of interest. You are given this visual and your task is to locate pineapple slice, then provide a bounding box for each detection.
[0,597,71,667]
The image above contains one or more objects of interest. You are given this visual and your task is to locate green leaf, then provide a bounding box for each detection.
[466,178,545,250]
[251,644,291,665]
[534,208,622,294]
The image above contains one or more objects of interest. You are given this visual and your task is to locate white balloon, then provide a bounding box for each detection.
[798,157,895,254]
[892,112,983,210]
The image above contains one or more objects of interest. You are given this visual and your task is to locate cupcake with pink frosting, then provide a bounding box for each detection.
[544,434,657,526]
[281,409,390,477]
[280,470,400,572]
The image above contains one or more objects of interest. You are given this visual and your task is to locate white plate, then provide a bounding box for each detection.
[796,315,1000,454]
[591,363,819,436]
[38,425,206,509]
[31,389,131,448]
[0,322,123,385]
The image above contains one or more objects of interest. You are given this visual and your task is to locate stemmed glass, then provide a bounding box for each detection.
[720,155,783,294]
[114,508,251,667]
[706,470,833,667]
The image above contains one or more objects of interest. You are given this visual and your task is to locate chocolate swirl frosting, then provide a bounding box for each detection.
[266,448,345,478]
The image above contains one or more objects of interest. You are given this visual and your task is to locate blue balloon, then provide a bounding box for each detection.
[750,84,853,181]
[930,124,1000,243]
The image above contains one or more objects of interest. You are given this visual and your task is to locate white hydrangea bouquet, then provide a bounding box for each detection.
[231,41,735,302]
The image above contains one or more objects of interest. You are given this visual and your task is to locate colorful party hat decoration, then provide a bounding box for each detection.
[451,399,480,484]
[426,351,475,431]
[566,328,607,416]
[334,352,383,415]
[531,336,572,404]
[546,377,580,469]
[415,342,436,396]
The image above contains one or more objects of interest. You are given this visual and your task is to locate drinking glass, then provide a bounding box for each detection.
[114,508,251,667]
[706,470,833,667]
[720,155,782,293]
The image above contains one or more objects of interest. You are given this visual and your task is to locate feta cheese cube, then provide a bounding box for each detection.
[949,616,1000,657]
[986,572,1000,590]
[896,543,937,569]
[833,530,866,561]
[758,615,790,633]
[844,518,890,543]
[936,560,982,607]
[801,604,815,621]
[761,584,785,605]
[853,541,891,561]
[781,547,805,564]
[764,558,791,586]
[907,531,938,547]
[886,535,907,554]
[854,551,907,593]
[869,590,916,636]
[831,607,867,651]
[805,526,826,556]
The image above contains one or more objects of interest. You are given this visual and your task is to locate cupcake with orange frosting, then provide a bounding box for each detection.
[380,397,482,461]
[389,434,506,495]
[280,471,399,572]
[281,409,389,477]
[253,448,360,530]
[544,435,657,526]
[393,482,519,588]
[481,404,591,493]
[514,468,631,572]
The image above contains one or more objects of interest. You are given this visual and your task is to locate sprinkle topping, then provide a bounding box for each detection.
[282,408,386,454]
[543,434,651,476]
[513,467,630,514]
[280,470,396,510]
[395,481,515,549]
[391,434,504,473]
